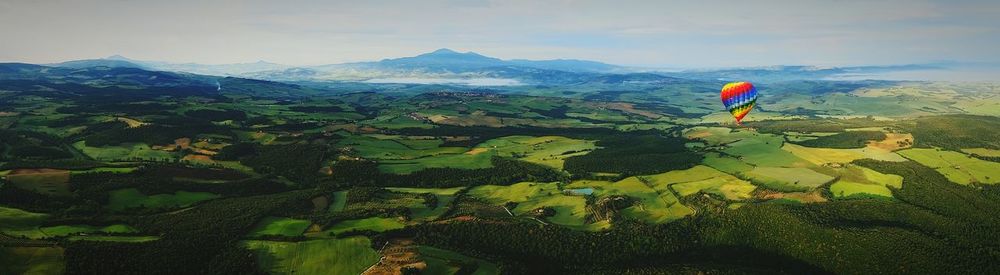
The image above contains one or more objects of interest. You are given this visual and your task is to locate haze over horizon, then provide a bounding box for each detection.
[2,0,998,68]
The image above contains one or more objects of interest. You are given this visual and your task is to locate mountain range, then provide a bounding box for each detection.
[30,48,959,85]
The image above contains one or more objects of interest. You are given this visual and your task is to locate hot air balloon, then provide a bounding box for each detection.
[720,81,758,125]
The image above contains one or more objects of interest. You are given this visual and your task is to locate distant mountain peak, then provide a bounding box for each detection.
[106,54,131,61]
[431,48,458,54]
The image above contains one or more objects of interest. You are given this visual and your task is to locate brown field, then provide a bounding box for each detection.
[464,148,489,155]
[191,148,217,155]
[5,168,71,196]
[602,102,662,119]
[153,137,192,151]
[181,154,213,163]
[312,196,329,212]
[174,138,191,149]
[755,189,828,203]
[436,115,504,127]
[867,133,913,151]
[687,131,714,139]
[326,123,359,133]
[363,239,424,275]
[114,117,148,128]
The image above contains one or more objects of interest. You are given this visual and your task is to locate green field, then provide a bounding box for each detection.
[0,206,49,239]
[351,135,596,173]
[73,141,174,161]
[746,167,836,192]
[961,148,1000,157]
[107,188,221,211]
[468,182,601,229]
[898,148,1000,185]
[66,236,160,242]
[387,187,464,220]
[39,224,137,237]
[830,181,894,199]
[571,177,694,224]
[337,134,466,160]
[247,216,312,237]
[329,191,348,213]
[641,165,756,201]
[475,135,596,169]
[244,237,381,275]
[701,153,754,175]
[686,127,809,167]
[419,246,500,275]
[378,151,493,174]
[0,247,64,275]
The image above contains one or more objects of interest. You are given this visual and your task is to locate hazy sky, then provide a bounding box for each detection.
[1,0,998,67]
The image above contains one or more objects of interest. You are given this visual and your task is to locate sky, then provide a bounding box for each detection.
[1,0,998,68]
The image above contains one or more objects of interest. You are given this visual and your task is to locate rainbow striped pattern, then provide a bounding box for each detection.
[720,81,758,123]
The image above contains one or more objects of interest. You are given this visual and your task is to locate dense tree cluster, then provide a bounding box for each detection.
[64,191,314,274]
[905,115,1000,151]
[0,130,75,161]
[83,123,230,147]
[793,131,887,148]
[240,144,326,182]
[397,159,1000,274]
[564,134,701,178]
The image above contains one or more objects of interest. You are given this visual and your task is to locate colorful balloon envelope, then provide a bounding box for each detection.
[720,81,758,124]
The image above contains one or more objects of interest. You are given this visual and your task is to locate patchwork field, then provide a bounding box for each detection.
[338,135,467,160]
[387,187,464,220]
[468,182,601,229]
[592,177,693,223]
[475,136,596,169]
[641,165,756,201]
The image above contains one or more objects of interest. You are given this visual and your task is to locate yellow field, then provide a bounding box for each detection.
[783,143,906,165]
[114,116,149,128]
[867,133,913,151]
